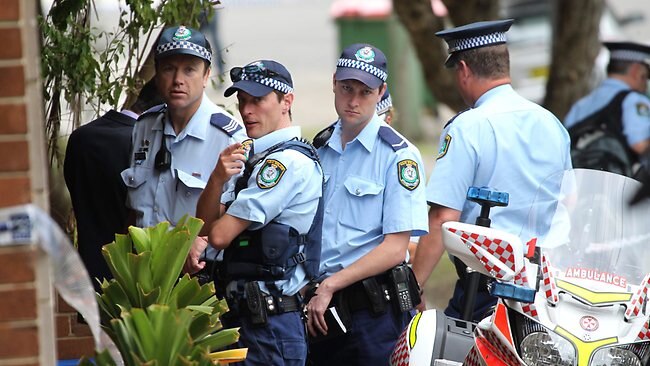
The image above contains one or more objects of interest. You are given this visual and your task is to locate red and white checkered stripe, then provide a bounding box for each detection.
[626,274,650,320]
[448,228,516,280]
[514,269,539,319]
[637,319,650,341]
[390,328,410,366]
[464,346,482,366]
[481,328,521,366]
[541,254,559,304]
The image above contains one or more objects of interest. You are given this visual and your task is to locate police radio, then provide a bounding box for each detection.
[154,127,172,171]
[390,265,413,313]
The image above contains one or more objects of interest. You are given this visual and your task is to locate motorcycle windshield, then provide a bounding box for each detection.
[522,169,650,291]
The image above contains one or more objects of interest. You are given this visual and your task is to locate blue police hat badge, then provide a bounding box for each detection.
[155,25,212,64]
[335,43,388,89]
[436,19,514,67]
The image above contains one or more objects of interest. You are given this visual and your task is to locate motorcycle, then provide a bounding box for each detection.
[391,169,650,365]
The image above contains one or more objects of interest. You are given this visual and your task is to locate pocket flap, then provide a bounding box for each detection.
[121,167,149,188]
[343,176,383,197]
[176,169,207,190]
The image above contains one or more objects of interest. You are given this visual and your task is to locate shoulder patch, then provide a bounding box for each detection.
[397,159,420,190]
[137,104,166,121]
[443,108,469,129]
[636,102,650,117]
[313,122,336,149]
[210,113,243,137]
[257,159,287,189]
[437,134,452,160]
[378,126,408,151]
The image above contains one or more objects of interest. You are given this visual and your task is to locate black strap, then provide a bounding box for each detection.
[567,89,636,161]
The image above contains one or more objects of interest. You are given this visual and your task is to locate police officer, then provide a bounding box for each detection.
[377,87,394,124]
[564,41,650,172]
[186,60,323,366]
[121,25,246,261]
[306,43,428,366]
[411,20,571,322]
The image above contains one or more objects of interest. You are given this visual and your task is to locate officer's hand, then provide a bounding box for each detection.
[306,283,334,337]
[184,236,209,274]
[416,297,427,313]
[212,143,247,182]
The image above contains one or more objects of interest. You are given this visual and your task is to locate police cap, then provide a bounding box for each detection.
[377,87,392,116]
[335,43,388,89]
[155,25,212,64]
[604,41,650,69]
[224,60,293,98]
[436,19,514,67]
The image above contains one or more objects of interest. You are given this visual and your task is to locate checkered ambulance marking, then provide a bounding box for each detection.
[389,328,410,366]
[448,228,516,279]
[626,274,650,320]
[541,254,559,304]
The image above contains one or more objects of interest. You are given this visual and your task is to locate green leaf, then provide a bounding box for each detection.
[129,226,151,253]
[195,328,241,352]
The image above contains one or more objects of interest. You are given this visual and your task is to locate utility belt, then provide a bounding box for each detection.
[310,263,421,319]
[223,280,302,327]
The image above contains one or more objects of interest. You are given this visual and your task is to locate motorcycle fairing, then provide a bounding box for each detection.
[465,303,522,366]
[442,222,524,282]
[625,273,650,321]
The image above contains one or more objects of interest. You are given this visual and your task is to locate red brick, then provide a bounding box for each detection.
[56,336,95,360]
[70,318,92,337]
[56,314,71,338]
[0,140,29,171]
[0,104,27,134]
[0,176,30,207]
[0,28,21,59]
[56,293,76,314]
[0,66,24,97]
[0,325,39,358]
[0,246,36,284]
[0,0,19,21]
[0,287,36,321]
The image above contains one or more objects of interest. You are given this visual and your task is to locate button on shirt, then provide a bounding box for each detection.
[564,78,650,147]
[317,115,429,276]
[427,84,571,234]
[122,95,247,230]
[225,126,323,295]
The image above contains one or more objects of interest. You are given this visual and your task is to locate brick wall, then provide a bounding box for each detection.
[0,0,56,365]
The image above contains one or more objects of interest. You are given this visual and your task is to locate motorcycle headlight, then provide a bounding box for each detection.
[591,346,641,366]
[520,331,575,366]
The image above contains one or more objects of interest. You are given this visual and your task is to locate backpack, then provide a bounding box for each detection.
[566,90,636,177]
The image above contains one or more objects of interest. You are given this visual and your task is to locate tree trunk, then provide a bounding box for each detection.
[393,0,499,114]
[544,0,604,119]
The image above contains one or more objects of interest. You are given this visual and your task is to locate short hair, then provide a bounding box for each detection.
[607,59,635,75]
[129,79,164,115]
[272,90,292,120]
[455,44,510,79]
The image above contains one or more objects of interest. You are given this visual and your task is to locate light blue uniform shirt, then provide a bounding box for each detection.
[427,84,571,235]
[564,78,650,146]
[225,126,323,296]
[122,95,247,259]
[317,114,429,276]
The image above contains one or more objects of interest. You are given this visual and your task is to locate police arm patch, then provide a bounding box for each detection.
[637,102,650,116]
[257,159,286,189]
[397,159,420,190]
[437,134,452,160]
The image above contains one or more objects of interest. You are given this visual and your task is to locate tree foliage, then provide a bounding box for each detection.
[40,0,215,164]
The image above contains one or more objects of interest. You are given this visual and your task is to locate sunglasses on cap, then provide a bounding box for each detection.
[230,63,279,82]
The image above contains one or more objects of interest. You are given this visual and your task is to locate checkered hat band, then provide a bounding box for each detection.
[377,95,392,114]
[240,74,293,94]
[337,58,388,81]
[156,41,212,62]
[448,32,507,53]
[610,50,650,64]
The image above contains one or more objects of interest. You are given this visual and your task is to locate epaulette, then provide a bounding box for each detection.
[210,113,243,137]
[312,122,336,149]
[378,125,408,151]
[443,108,470,129]
[137,104,166,121]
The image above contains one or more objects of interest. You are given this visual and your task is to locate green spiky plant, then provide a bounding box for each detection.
[80,215,246,365]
